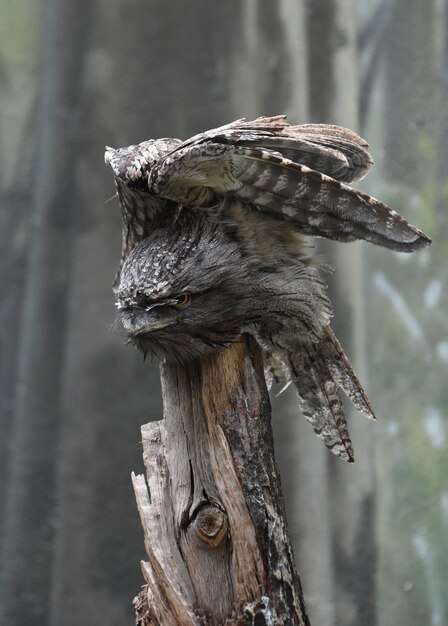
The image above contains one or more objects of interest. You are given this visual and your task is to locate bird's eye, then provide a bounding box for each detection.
[173,293,191,308]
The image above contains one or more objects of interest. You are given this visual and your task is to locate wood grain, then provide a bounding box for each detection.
[133,335,310,625]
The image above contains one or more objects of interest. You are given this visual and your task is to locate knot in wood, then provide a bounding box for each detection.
[194,504,228,548]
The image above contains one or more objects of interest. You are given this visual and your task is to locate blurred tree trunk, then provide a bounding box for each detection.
[304,2,376,626]
[0,2,102,624]
[0,0,42,555]
[375,2,438,626]
[383,0,436,188]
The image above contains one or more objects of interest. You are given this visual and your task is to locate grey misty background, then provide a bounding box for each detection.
[0,1,446,625]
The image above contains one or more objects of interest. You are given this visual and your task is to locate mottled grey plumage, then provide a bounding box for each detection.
[105,116,430,462]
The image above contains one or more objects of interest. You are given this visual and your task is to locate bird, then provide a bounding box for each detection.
[105,115,431,462]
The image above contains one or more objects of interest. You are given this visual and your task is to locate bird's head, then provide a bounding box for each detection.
[115,212,260,361]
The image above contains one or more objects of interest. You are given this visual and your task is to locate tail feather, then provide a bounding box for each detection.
[288,340,355,462]
[321,327,376,419]
[281,326,376,462]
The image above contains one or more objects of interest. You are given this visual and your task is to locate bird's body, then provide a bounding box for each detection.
[106,116,430,462]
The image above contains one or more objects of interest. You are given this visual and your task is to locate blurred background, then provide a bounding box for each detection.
[0,1,446,624]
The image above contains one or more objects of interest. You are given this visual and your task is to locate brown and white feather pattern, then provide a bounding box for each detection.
[105,137,182,290]
[284,327,376,462]
[105,115,431,462]
[149,141,430,252]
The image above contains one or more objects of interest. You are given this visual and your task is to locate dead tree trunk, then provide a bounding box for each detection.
[132,335,310,626]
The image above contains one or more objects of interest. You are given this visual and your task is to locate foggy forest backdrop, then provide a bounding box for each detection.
[0,1,446,625]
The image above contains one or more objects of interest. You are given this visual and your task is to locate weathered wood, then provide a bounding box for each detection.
[132,335,310,625]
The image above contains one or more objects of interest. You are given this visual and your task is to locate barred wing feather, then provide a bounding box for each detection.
[149,139,430,252]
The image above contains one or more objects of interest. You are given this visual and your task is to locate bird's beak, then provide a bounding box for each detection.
[133,316,175,334]
[118,300,178,335]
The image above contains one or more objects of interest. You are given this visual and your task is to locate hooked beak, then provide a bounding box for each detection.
[133,316,176,334]
[117,300,178,335]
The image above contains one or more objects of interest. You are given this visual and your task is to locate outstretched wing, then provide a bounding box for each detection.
[170,115,374,183]
[106,116,431,289]
[105,137,182,291]
[147,116,431,252]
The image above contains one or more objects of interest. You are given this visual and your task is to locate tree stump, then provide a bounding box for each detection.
[132,335,310,625]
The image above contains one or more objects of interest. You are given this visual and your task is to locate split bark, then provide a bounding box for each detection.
[132,334,310,626]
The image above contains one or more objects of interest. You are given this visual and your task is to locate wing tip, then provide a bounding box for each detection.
[411,231,432,250]
[104,146,114,165]
[104,146,121,174]
[393,230,432,252]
